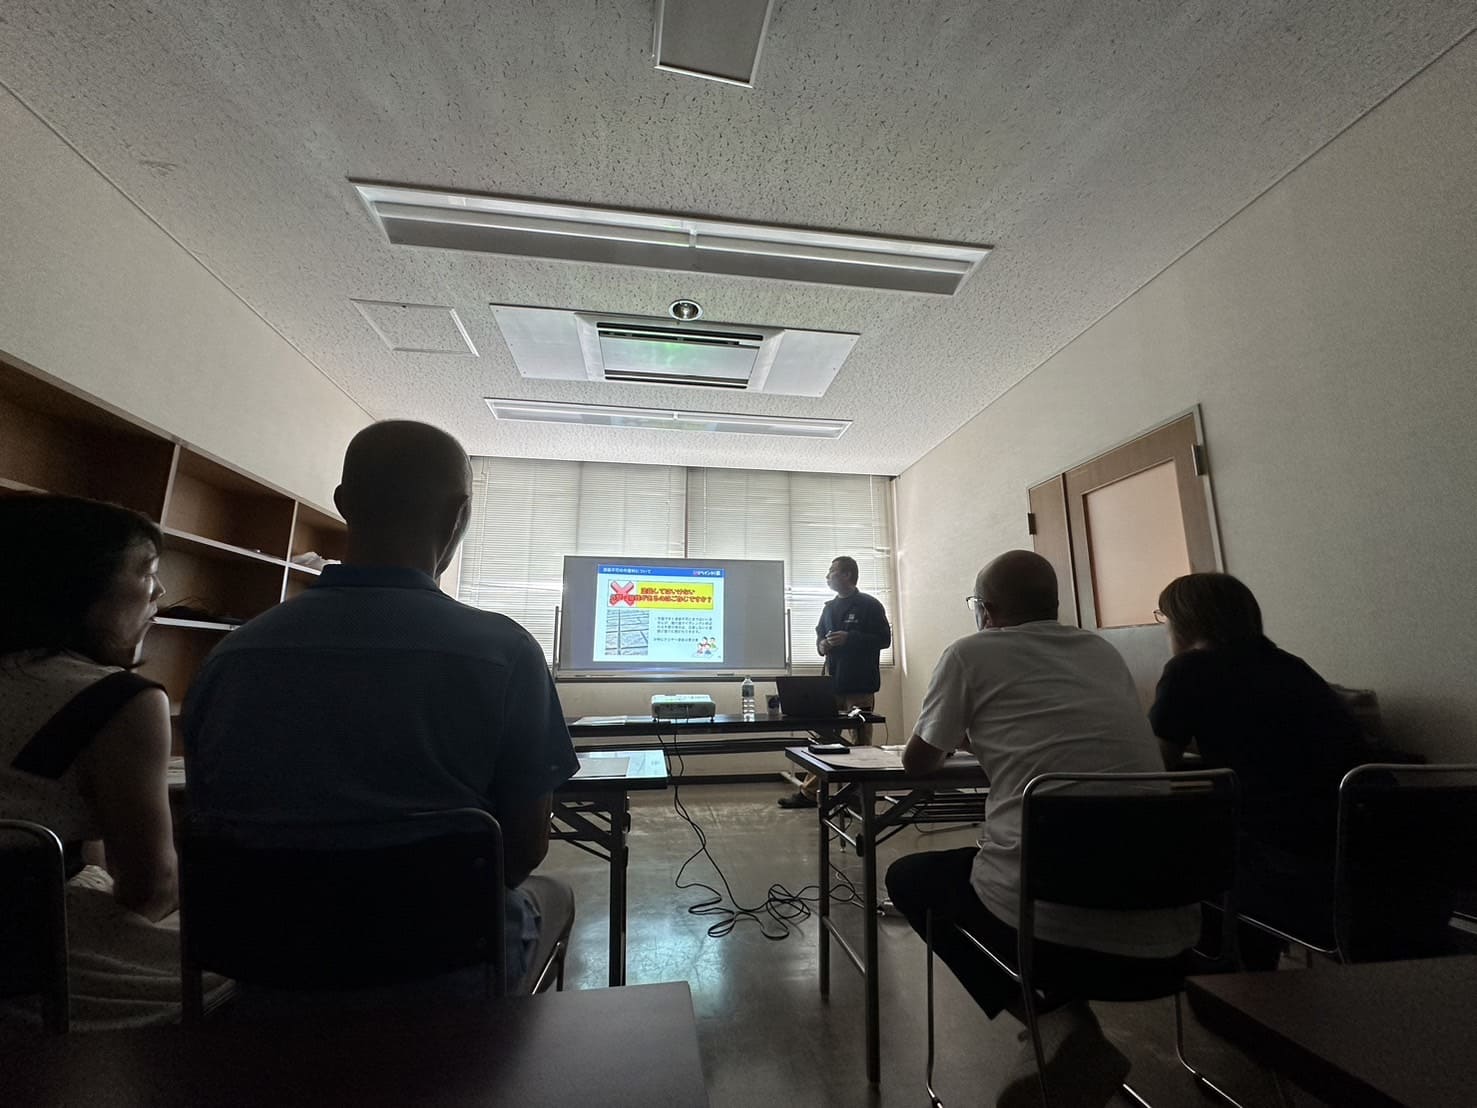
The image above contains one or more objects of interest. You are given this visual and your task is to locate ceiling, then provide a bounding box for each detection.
[2,1,1473,475]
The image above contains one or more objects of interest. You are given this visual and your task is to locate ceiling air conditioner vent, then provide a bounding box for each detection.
[491,305,857,398]
[593,320,768,389]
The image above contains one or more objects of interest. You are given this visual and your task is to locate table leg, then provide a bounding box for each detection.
[610,792,629,987]
[862,782,880,1086]
[818,776,831,997]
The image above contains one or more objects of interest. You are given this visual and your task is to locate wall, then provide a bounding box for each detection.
[894,35,1477,760]
[0,87,369,508]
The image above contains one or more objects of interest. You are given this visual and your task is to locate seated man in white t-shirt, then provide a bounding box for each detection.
[886,551,1198,1108]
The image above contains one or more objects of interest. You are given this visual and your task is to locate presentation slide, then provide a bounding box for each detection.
[593,564,726,665]
[558,556,787,677]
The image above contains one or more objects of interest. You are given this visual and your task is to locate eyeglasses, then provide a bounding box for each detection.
[1152,609,1167,624]
[965,596,984,612]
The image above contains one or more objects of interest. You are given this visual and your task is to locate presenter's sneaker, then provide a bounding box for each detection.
[996,1003,1130,1108]
[777,790,818,809]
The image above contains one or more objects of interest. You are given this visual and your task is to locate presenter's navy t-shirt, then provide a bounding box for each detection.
[815,591,891,695]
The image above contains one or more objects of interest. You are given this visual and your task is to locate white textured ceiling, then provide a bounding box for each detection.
[2,2,1474,475]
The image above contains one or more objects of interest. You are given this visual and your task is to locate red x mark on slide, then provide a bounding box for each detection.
[609,581,637,606]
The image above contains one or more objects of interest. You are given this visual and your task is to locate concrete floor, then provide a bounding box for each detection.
[546,781,1315,1108]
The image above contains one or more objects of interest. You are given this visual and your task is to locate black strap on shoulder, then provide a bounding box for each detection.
[11,670,165,779]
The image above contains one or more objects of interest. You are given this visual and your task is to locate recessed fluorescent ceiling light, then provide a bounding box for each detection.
[354,183,990,295]
[485,398,849,439]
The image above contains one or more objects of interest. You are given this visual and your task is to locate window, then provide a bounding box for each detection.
[687,468,896,667]
[459,458,895,667]
[458,458,685,655]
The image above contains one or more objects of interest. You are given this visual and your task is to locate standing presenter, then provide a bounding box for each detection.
[778,556,891,809]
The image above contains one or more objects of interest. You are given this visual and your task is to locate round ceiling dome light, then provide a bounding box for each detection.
[669,299,703,321]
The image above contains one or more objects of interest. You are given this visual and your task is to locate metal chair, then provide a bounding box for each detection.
[0,819,69,1033]
[1334,763,1477,962]
[179,807,566,1023]
[1179,763,1477,1108]
[924,769,1240,1108]
[1229,763,1477,965]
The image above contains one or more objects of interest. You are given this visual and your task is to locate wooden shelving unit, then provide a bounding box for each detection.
[0,357,347,732]
[285,503,349,600]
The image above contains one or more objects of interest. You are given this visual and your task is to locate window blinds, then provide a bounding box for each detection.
[686,469,895,667]
[459,458,895,667]
[459,458,685,657]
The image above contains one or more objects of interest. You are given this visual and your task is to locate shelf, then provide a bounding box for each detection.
[0,359,152,436]
[161,526,288,567]
[163,447,296,558]
[0,361,175,518]
[291,502,349,563]
[152,616,239,633]
[0,357,336,752]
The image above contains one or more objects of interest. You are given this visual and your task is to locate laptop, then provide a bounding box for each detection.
[775,675,840,718]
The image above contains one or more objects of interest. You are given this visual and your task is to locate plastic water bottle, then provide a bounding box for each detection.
[741,676,755,721]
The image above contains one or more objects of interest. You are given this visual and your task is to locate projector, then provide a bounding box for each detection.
[651,694,717,721]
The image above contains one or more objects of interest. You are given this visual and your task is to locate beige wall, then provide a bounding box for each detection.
[895,35,1477,760]
[0,88,369,508]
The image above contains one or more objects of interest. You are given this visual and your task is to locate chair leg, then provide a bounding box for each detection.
[531,939,567,995]
[925,911,945,1108]
[1021,991,1050,1108]
[1173,992,1249,1107]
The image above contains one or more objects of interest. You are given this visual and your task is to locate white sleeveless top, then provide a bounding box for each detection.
[0,650,160,845]
[0,650,233,1031]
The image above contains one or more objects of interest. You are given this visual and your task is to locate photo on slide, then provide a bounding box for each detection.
[604,607,649,656]
[593,564,726,665]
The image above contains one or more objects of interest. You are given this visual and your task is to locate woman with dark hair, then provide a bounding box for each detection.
[0,494,221,1027]
[1150,572,1363,965]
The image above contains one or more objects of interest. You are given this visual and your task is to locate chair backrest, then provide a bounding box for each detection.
[0,819,69,1033]
[1336,764,1477,962]
[1020,769,1240,914]
[179,808,507,1016]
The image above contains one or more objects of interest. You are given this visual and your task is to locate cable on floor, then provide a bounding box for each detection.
[657,728,865,940]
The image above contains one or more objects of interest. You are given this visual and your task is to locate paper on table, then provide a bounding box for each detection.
[814,746,976,768]
[880,743,974,758]
[813,746,902,768]
[575,755,631,779]
[573,715,629,726]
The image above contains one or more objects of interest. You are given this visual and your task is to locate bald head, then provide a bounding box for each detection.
[334,421,472,574]
[975,550,1059,626]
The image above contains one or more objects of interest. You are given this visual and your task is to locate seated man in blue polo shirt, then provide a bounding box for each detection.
[184,420,578,995]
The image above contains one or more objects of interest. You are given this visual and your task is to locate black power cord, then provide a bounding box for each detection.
[656,727,863,940]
